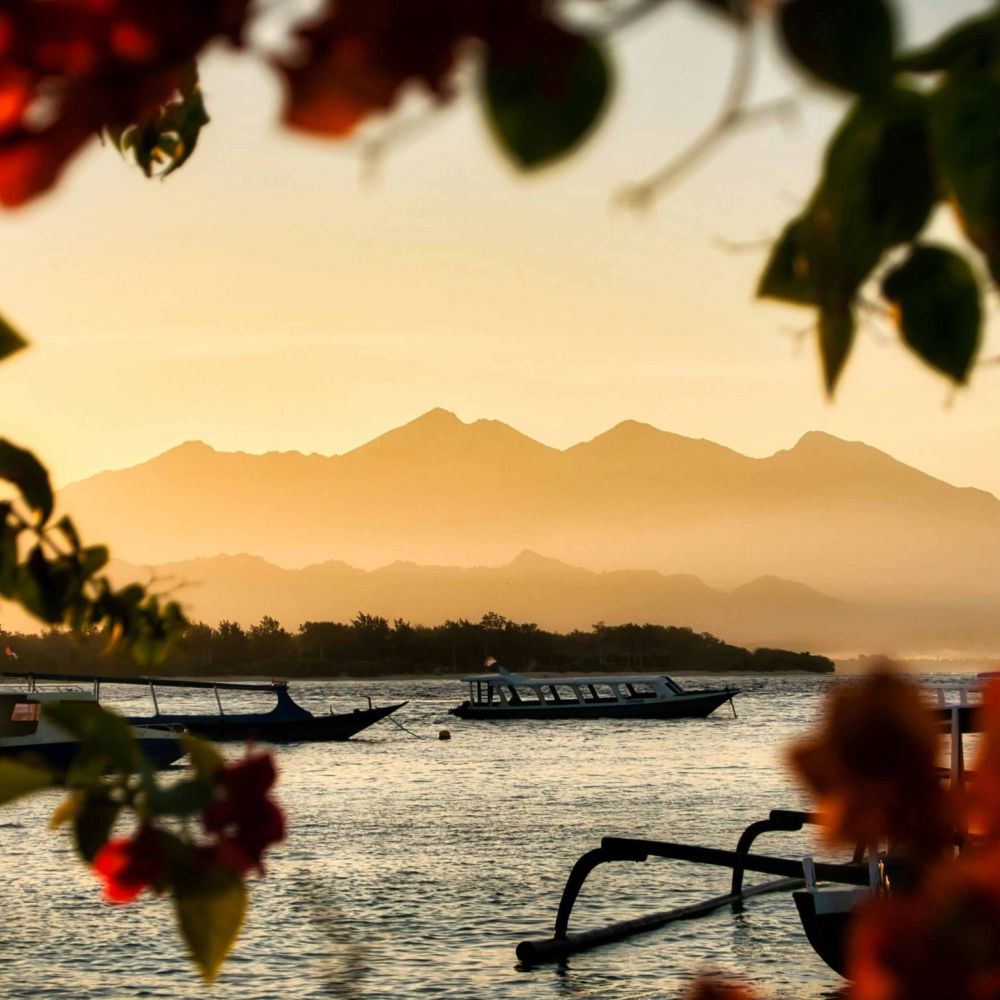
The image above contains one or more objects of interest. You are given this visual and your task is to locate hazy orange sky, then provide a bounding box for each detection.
[0,0,996,494]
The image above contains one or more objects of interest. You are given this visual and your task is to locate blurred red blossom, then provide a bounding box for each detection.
[849,846,1000,1000]
[201,750,285,875]
[683,972,762,1000]
[93,822,166,903]
[787,667,954,859]
[0,0,251,205]
[969,677,1000,842]
[277,0,537,138]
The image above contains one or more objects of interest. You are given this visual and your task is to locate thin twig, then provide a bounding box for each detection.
[615,24,798,210]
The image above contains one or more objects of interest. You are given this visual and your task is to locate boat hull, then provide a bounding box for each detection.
[449,690,735,720]
[126,702,406,743]
[0,734,184,770]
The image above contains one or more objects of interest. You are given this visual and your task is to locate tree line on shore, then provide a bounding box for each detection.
[0,612,834,677]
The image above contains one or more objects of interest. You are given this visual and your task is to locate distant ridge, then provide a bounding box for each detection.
[57,409,1000,608]
[90,550,1000,658]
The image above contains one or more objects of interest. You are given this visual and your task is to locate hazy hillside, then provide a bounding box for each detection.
[99,551,1000,657]
[58,409,1000,605]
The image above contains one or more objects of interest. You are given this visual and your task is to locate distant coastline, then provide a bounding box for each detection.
[0,614,835,677]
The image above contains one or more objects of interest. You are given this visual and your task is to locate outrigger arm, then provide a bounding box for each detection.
[517,809,868,965]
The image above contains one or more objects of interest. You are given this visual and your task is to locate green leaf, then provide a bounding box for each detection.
[174,863,247,983]
[54,515,81,553]
[881,244,982,383]
[482,26,612,169]
[896,11,1000,74]
[16,546,66,623]
[818,90,936,272]
[929,68,1000,283]
[818,304,855,395]
[0,315,27,364]
[0,439,54,524]
[146,776,214,818]
[74,795,121,862]
[0,510,19,598]
[759,88,937,391]
[42,701,140,774]
[79,545,109,577]
[779,0,895,94]
[757,216,820,305]
[181,733,223,783]
[0,759,55,804]
[691,0,753,24]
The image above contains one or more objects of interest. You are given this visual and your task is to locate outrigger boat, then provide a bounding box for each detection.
[3,672,405,744]
[450,666,738,720]
[516,686,979,978]
[0,687,183,769]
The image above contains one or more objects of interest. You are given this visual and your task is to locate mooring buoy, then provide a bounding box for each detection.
[438,729,451,741]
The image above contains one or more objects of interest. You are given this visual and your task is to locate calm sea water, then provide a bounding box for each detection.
[0,673,963,999]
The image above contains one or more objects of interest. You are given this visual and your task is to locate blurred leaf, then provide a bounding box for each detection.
[691,0,753,24]
[115,61,209,178]
[779,0,895,94]
[483,26,612,169]
[175,863,247,983]
[757,216,820,305]
[760,88,935,390]
[761,89,935,310]
[79,545,109,577]
[146,777,214,818]
[0,439,54,524]
[896,11,1000,74]
[0,759,55,804]
[0,511,18,598]
[0,315,27,363]
[17,546,66,622]
[930,68,1000,283]
[74,795,121,862]
[181,733,224,784]
[817,89,936,271]
[54,515,81,553]
[818,304,855,395]
[49,793,81,830]
[882,244,982,383]
[43,701,140,774]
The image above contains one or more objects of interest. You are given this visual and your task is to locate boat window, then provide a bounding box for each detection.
[551,686,579,703]
[0,695,40,737]
[626,683,657,699]
[585,684,617,702]
[512,686,540,704]
[662,676,684,694]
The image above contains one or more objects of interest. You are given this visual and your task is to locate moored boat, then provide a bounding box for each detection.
[0,688,183,769]
[3,672,405,744]
[450,666,737,720]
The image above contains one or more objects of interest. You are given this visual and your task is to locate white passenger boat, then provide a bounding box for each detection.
[450,667,738,720]
[0,687,184,769]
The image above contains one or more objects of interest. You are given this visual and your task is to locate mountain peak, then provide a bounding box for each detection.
[163,440,216,456]
[347,409,557,461]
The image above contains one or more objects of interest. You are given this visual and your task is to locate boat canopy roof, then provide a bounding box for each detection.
[460,670,680,687]
[0,671,288,692]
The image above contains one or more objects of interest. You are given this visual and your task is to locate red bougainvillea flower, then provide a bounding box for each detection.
[682,972,761,1000]
[969,677,1000,843]
[0,0,253,206]
[92,822,167,903]
[849,846,1000,1000]
[201,751,285,875]
[278,0,535,138]
[787,666,953,859]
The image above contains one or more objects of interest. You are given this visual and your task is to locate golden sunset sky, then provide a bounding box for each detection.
[0,0,995,494]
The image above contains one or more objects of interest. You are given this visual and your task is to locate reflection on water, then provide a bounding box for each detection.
[0,674,950,999]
